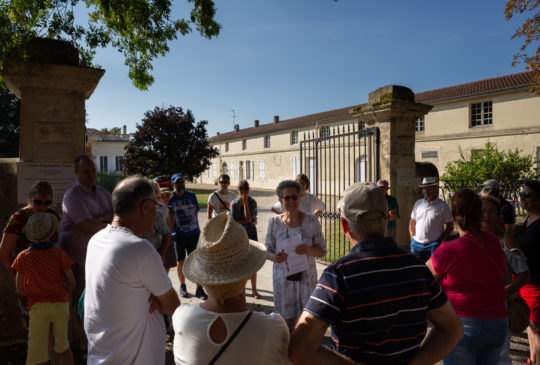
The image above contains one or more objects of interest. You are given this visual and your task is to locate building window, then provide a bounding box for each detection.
[264,135,270,148]
[415,117,424,132]
[259,160,265,179]
[359,122,366,130]
[222,162,228,174]
[290,131,298,145]
[292,157,299,178]
[213,162,217,178]
[242,139,247,150]
[537,147,540,170]
[320,126,330,138]
[115,156,124,172]
[225,142,229,152]
[471,101,492,127]
[99,156,108,172]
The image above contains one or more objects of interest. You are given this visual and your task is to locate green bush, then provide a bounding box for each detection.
[97,172,123,193]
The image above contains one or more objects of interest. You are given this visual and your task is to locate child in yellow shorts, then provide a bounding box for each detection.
[11,212,75,365]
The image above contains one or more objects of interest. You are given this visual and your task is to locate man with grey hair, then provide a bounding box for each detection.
[289,182,463,364]
[85,176,180,364]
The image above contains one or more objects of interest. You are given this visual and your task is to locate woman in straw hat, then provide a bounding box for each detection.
[265,180,326,331]
[172,213,290,364]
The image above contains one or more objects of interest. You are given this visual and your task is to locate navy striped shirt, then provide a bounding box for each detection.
[304,237,447,364]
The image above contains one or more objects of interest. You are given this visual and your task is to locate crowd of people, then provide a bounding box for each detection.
[1,155,539,364]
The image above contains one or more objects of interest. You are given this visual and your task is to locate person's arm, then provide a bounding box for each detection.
[388,208,398,222]
[0,232,18,273]
[439,221,454,242]
[504,223,514,234]
[64,267,76,292]
[207,194,214,219]
[425,259,441,280]
[149,287,180,316]
[15,271,26,296]
[503,234,531,297]
[289,311,356,365]
[408,301,464,365]
[77,218,108,235]
[409,218,416,239]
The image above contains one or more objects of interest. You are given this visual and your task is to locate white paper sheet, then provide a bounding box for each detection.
[276,234,310,276]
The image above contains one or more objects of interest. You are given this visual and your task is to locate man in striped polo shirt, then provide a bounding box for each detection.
[289,182,463,364]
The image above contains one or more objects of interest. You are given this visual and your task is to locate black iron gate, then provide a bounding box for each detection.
[300,123,380,262]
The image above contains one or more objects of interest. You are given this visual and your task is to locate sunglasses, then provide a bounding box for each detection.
[282,195,299,202]
[33,199,52,206]
[219,181,230,184]
[519,191,533,199]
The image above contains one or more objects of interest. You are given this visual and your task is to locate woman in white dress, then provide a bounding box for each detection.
[265,180,326,330]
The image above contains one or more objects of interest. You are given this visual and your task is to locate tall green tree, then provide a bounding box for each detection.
[505,0,540,94]
[124,106,218,179]
[441,142,538,181]
[0,0,221,90]
[0,86,20,157]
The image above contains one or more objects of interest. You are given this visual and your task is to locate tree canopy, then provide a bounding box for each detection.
[100,127,121,135]
[0,0,221,90]
[124,105,218,179]
[441,142,538,182]
[505,0,540,93]
[0,86,20,157]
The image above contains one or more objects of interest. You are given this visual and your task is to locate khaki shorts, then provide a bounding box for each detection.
[27,302,70,364]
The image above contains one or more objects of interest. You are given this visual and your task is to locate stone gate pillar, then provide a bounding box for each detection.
[351,85,432,247]
[0,39,104,345]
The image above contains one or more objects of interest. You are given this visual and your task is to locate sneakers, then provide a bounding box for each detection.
[195,285,208,300]
[179,283,189,298]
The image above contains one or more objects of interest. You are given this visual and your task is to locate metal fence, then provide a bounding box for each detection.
[440,179,526,216]
[300,123,380,262]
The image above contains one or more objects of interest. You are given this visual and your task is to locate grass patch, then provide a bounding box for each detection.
[321,219,351,263]
[190,188,214,209]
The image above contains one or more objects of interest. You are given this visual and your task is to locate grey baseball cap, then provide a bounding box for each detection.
[337,182,388,222]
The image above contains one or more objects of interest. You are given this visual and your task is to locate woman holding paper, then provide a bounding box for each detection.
[265,180,326,330]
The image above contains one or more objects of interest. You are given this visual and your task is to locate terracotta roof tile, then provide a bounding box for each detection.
[415,71,534,103]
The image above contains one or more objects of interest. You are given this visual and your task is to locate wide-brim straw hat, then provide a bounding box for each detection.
[25,212,58,243]
[183,213,267,285]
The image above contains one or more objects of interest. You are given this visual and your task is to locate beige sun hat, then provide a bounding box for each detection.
[183,213,267,285]
[25,212,58,243]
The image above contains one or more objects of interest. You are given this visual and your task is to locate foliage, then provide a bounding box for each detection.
[441,142,538,181]
[505,0,540,94]
[100,127,121,135]
[0,0,221,90]
[124,105,218,179]
[96,171,123,193]
[0,86,20,157]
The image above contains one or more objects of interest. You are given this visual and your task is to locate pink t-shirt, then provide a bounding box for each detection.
[431,231,507,319]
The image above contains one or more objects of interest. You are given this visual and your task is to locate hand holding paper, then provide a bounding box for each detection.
[276,234,310,276]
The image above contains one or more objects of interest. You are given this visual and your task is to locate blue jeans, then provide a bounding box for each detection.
[410,238,441,263]
[444,317,508,365]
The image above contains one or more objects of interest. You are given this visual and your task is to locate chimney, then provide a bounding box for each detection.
[234,124,240,132]
[274,115,279,124]
[254,120,259,127]
[122,125,126,135]
[217,132,220,135]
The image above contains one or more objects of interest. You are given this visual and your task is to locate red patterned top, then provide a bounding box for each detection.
[11,246,73,309]
[3,208,60,258]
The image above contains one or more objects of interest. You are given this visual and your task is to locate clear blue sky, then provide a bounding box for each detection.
[84,0,529,137]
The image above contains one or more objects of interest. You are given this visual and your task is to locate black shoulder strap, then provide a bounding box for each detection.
[213,191,230,212]
[208,311,252,365]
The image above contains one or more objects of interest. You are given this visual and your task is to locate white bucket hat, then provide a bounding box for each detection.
[25,212,58,243]
[183,213,267,285]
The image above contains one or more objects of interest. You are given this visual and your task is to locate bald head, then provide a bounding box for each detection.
[112,176,155,215]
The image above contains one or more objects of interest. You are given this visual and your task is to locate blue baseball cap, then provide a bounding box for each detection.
[171,173,184,183]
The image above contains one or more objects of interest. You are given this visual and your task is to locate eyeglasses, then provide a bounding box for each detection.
[33,199,52,206]
[282,195,299,202]
[145,198,160,206]
[219,181,230,184]
[519,192,533,199]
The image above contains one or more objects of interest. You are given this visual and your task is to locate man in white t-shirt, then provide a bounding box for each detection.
[207,174,236,219]
[409,177,453,263]
[85,176,180,365]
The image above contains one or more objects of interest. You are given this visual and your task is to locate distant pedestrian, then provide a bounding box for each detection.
[377,179,399,239]
[231,180,260,298]
[207,174,236,219]
[169,173,207,300]
[12,212,75,365]
[409,176,453,262]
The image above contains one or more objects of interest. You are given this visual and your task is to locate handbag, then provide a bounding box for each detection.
[507,295,530,333]
[208,311,252,365]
